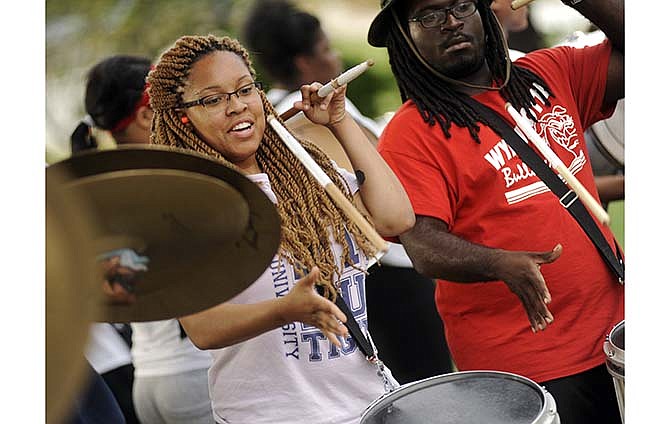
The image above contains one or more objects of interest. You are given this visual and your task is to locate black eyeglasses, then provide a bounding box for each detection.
[408,1,478,28]
[180,81,263,112]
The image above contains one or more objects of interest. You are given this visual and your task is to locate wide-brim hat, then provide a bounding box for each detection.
[367,0,400,48]
[367,0,493,48]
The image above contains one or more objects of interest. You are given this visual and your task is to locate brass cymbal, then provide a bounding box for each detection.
[46,166,102,424]
[46,145,281,323]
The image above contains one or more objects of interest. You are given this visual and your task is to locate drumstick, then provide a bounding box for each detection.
[511,0,534,10]
[267,115,390,256]
[279,59,375,121]
[505,103,610,225]
[318,59,375,97]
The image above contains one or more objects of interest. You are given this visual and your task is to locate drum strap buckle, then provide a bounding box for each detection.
[368,356,396,393]
[559,190,578,208]
[335,292,398,393]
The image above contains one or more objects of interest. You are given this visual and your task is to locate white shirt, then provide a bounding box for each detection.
[85,323,132,374]
[208,171,396,424]
[131,319,212,378]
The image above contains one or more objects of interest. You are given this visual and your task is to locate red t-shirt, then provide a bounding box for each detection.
[378,41,624,383]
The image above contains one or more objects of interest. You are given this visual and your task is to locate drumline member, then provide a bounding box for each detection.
[368,0,624,423]
[70,55,150,424]
[147,34,414,424]
[243,0,454,384]
[71,55,154,154]
[71,55,214,424]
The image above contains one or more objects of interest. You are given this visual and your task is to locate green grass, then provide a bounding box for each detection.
[608,200,625,249]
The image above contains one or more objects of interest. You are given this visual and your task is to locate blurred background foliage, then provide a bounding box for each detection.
[46,0,620,241]
[46,0,592,160]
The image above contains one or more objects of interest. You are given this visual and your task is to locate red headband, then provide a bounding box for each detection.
[111,66,154,133]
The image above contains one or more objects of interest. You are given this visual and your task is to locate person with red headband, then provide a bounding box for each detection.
[69,55,215,424]
[70,55,153,153]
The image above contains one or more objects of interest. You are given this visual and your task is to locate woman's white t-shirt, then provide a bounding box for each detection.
[208,171,396,424]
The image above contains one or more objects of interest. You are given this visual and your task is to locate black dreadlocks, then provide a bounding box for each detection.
[387,1,553,143]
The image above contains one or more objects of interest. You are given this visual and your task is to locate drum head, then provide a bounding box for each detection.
[587,100,624,174]
[604,320,625,375]
[610,320,625,350]
[361,371,555,424]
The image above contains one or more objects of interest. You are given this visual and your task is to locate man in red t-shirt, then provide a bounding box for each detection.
[367,1,624,423]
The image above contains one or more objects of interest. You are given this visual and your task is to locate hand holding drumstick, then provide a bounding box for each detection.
[279,59,375,121]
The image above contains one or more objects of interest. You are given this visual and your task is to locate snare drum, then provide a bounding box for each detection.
[604,320,625,423]
[585,100,624,176]
[360,371,560,424]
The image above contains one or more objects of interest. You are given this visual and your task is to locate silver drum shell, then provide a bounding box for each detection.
[360,370,560,424]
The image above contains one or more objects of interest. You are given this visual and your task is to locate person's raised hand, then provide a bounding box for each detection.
[494,244,563,333]
[293,83,347,127]
[278,266,349,347]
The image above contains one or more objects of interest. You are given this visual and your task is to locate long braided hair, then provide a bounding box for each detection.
[148,34,376,300]
[387,0,553,143]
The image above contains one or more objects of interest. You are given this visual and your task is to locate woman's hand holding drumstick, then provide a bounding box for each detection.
[279,59,375,121]
[316,59,375,98]
[294,81,347,127]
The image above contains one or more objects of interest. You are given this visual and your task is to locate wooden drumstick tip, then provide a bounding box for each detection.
[365,59,375,67]
[511,0,534,10]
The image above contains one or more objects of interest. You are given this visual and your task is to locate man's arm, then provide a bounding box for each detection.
[573,0,623,52]
[595,174,625,204]
[399,215,562,333]
[572,0,624,105]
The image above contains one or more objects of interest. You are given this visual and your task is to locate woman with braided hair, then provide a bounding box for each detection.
[148,34,414,424]
[369,0,624,423]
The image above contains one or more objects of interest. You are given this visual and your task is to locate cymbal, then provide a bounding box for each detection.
[46,166,102,424]
[46,145,281,322]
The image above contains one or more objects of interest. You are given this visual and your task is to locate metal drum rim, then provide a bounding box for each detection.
[359,370,559,424]
[604,320,625,366]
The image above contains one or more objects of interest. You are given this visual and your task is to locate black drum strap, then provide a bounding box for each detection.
[318,287,395,392]
[113,323,133,348]
[178,322,188,339]
[460,95,624,283]
[315,284,376,358]
[334,293,377,359]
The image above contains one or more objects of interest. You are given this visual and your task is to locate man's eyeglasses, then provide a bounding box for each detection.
[408,1,478,29]
[181,81,263,112]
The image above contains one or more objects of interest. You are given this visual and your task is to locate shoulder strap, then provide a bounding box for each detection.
[335,292,396,392]
[314,285,376,359]
[335,293,377,359]
[460,95,624,282]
